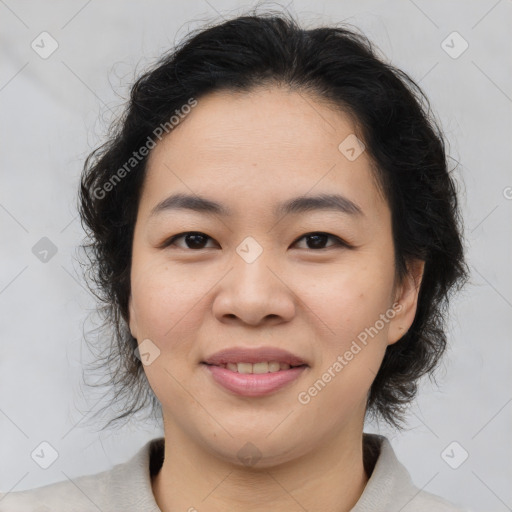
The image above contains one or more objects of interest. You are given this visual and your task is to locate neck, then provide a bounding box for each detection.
[152,422,369,512]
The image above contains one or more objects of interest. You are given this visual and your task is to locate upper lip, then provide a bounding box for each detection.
[202,347,308,367]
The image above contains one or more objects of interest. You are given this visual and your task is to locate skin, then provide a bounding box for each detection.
[128,86,424,512]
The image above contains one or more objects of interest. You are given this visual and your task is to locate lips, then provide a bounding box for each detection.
[201,347,309,397]
[202,347,308,368]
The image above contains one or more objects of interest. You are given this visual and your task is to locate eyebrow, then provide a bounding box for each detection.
[149,192,364,219]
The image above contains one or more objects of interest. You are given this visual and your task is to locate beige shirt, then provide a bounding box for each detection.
[0,434,468,511]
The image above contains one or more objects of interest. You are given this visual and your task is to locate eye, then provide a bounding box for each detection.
[292,232,350,250]
[162,231,217,250]
[161,231,350,251]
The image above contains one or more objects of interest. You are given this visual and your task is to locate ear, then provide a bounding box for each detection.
[387,258,425,346]
[128,293,139,340]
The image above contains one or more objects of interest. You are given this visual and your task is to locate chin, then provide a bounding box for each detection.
[189,425,314,470]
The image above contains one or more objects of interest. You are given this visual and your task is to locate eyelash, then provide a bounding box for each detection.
[161,231,352,251]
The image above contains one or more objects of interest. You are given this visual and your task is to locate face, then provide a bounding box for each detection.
[129,86,423,467]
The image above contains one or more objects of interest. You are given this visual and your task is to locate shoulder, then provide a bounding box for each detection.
[0,437,164,512]
[406,489,470,512]
[0,467,114,512]
[353,434,470,512]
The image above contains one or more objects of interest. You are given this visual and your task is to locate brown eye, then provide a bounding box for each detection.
[293,232,349,250]
[163,232,216,250]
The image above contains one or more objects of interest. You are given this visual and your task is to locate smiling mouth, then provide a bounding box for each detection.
[202,361,308,397]
[203,361,307,374]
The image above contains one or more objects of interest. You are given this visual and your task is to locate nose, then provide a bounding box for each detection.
[212,251,296,327]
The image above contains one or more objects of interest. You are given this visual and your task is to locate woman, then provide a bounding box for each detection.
[0,11,469,512]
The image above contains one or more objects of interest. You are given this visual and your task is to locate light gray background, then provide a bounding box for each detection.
[1,1,511,511]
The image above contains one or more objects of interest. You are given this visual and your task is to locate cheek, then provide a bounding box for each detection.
[294,255,396,348]
[294,264,394,426]
[130,261,207,405]
[130,257,207,342]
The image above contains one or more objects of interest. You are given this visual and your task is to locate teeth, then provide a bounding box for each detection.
[237,363,253,374]
[221,361,296,374]
[269,361,280,372]
[252,362,269,374]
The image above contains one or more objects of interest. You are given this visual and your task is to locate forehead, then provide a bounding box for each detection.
[141,87,388,221]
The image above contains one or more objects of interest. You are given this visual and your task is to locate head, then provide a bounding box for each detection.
[79,12,468,457]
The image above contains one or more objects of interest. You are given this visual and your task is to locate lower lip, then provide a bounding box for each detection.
[203,364,307,397]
